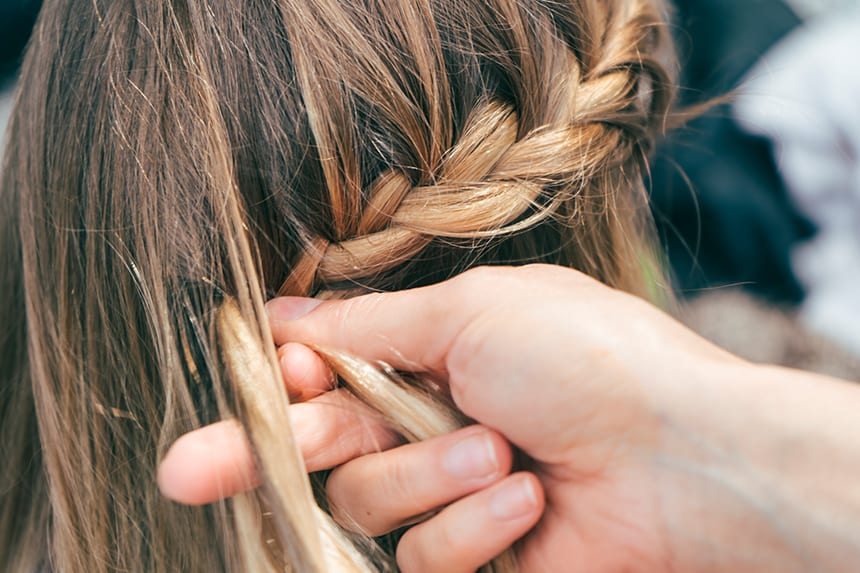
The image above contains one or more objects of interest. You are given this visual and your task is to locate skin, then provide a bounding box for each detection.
[158,264,860,572]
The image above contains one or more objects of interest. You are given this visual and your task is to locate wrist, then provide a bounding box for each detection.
[655,361,860,572]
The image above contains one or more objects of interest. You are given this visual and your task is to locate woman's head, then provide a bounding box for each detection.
[0,0,674,570]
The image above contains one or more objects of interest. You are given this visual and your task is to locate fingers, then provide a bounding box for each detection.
[266,265,598,457]
[278,342,335,401]
[157,419,256,506]
[295,389,400,472]
[266,267,515,374]
[327,426,513,536]
[266,266,594,375]
[396,473,544,573]
[158,389,399,505]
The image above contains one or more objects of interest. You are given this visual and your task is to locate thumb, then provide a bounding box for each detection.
[266,268,503,376]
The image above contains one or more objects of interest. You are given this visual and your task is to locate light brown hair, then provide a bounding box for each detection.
[0,0,675,570]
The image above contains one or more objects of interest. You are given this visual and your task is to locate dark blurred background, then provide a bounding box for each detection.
[0,0,41,88]
[651,0,812,304]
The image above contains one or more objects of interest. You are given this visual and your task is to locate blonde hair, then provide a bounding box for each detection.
[0,0,675,570]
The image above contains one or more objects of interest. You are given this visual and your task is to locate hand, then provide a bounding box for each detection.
[159,338,541,571]
[258,264,745,572]
[160,264,860,572]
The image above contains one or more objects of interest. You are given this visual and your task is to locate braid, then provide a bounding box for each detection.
[281,6,673,296]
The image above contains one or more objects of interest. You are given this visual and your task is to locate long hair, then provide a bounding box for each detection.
[0,0,675,570]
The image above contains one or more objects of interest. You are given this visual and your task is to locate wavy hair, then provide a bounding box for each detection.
[0,0,675,570]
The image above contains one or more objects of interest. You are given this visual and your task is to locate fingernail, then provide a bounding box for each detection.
[442,430,499,481]
[266,297,322,321]
[490,478,539,521]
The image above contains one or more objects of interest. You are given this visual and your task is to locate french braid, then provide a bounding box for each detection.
[279,2,672,297]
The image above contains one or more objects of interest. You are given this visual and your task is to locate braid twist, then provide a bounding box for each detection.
[274,0,673,296]
[280,60,656,296]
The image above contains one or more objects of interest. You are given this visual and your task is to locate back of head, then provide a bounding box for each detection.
[0,0,675,570]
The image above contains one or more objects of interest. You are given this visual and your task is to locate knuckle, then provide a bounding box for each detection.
[454,265,510,290]
[380,454,417,512]
[518,260,591,283]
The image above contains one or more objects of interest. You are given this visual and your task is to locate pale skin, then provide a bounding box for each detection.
[158,264,860,572]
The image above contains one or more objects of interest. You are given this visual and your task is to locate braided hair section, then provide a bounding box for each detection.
[279,0,674,297]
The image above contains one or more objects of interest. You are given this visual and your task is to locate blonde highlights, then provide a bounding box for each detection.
[0,0,675,570]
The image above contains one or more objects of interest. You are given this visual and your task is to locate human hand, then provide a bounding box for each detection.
[158,334,540,571]
[160,265,860,572]
[255,265,745,572]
